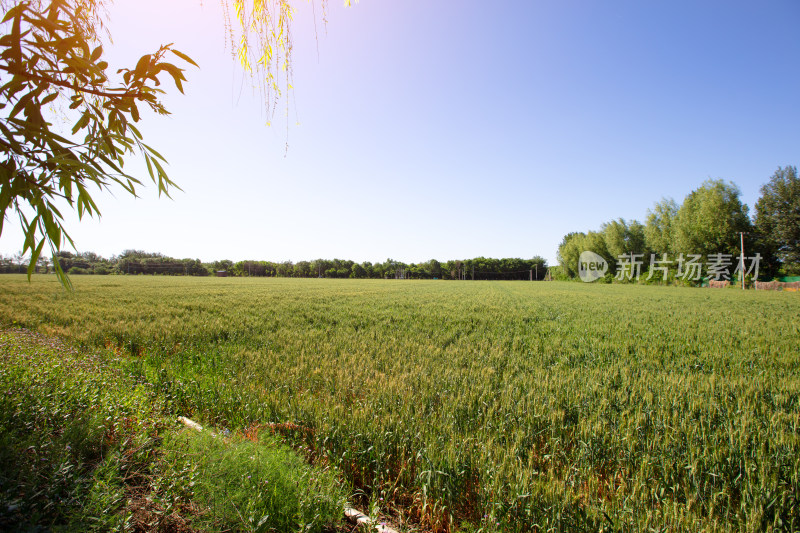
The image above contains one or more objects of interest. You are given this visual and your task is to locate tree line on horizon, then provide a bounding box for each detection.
[557,166,800,282]
[0,250,549,281]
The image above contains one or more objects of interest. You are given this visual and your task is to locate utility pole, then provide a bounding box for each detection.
[739,231,746,290]
[530,269,533,281]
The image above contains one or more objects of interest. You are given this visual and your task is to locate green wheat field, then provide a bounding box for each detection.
[1,275,798,531]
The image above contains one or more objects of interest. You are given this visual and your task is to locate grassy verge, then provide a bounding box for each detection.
[0,328,347,532]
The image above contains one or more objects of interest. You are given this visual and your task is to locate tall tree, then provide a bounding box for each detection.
[425,258,442,279]
[754,166,800,274]
[557,232,583,278]
[558,231,611,278]
[672,179,752,258]
[601,218,647,259]
[644,197,678,255]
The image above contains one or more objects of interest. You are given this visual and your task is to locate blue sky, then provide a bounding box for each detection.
[2,0,799,265]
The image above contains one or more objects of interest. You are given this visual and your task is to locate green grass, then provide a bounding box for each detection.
[161,429,345,532]
[1,274,798,531]
[0,326,347,532]
[0,329,160,531]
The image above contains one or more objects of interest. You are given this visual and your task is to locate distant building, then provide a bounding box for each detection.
[215,270,228,277]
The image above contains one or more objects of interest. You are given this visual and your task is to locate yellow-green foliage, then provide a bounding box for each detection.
[1,275,798,531]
